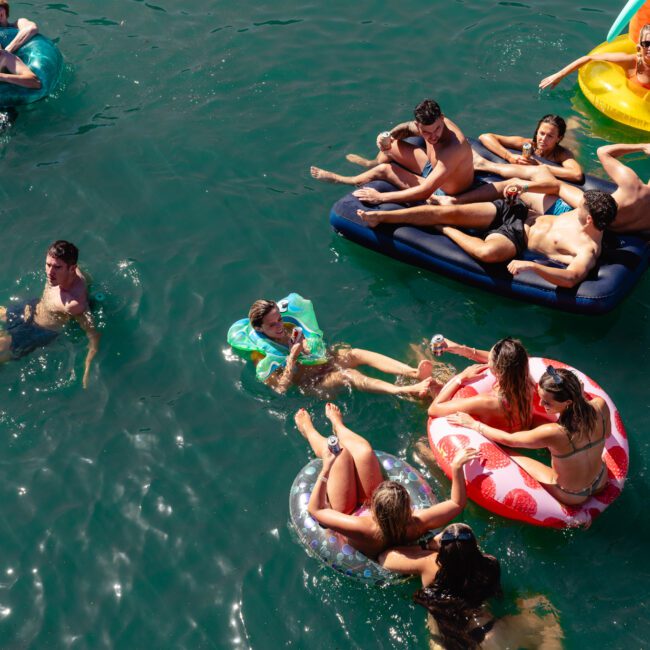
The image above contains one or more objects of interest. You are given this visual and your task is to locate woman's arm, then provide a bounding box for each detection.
[379,547,438,586]
[442,337,490,362]
[478,133,527,164]
[447,412,560,449]
[410,448,479,535]
[539,52,635,89]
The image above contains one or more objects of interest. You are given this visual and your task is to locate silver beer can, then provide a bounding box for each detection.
[327,435,341,455]
[430,334,446,357]
[522,142,533,160]
[379,131,392,149]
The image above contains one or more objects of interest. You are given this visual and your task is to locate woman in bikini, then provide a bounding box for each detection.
[447,366,610,505]
[380,523,563,650]
[539,24,650,92]
[428,337,535,432]
[473,114,583,184]
[294,404,479,559]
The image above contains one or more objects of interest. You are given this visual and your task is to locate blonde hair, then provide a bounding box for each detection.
[370,481,411,546]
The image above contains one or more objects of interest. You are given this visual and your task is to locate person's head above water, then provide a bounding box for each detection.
[488,337,532,429]
[538,366,597,436]
[45,240,79,288]
[0,1,9,24]
[249,299,288,341]
[414,99,445,146]
[370,480,412,546]
[581,190,618,231]
[531,114,566,154]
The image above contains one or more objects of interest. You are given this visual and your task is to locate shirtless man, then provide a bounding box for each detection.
[0,1,39,54]
[310,99,474,204]
[0,241,100,387]
[358,172,617,288]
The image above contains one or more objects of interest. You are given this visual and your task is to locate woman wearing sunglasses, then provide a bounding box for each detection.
[380,523,563,649]
[539,24,650,91]
[428,337,535,433]
[447,366,610,506]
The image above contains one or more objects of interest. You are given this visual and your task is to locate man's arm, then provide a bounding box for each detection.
[0,51,41,88]
[4,18,39,53]
[74,310,101,389]
[597,143,650,188]
[507,247,596,288]
[389,120,419,140]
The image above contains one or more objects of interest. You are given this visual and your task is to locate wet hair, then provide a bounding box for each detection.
[0,2,9,18]
[413,523,502,650]
[47,240,78,266]
[490,337,532,429]
[248,299,277,329]
[414,99,442,125]
[583,190,617,230]
[539,367,597,440]
[370,480,411,546]
[532,114,566,146]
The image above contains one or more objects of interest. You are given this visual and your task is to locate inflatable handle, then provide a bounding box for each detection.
[607,0,646,41]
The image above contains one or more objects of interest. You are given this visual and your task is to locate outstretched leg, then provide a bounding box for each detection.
[294,408,357,513]
[310,162,410,189]
[325,403,383,501]
[333,347,431,379]
[317,368,433,398]
[437,227,516,263]
[357,201,498,229]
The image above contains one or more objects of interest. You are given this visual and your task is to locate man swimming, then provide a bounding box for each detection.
[0,241,100,387]
[357,174,617,289]
[0,1,39,53]
[310,98,474,204]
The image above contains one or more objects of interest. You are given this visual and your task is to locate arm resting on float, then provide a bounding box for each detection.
[478,133,527,163]
[0,52,41,88]
[466,418,559,449]
[597,143,650,187]
[4,18,39,53]
[507,248,595,288]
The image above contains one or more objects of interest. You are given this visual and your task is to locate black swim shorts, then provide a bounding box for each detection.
[486,199,528,257]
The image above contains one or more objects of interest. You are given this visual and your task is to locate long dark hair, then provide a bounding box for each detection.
[414,524,501,650]
[531,114,566,152]
[491,337,533,430]
[539,367,597,441]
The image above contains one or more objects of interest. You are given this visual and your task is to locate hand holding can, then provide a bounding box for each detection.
[378,131,392,151]
[327,435,342,455]
[430,334,447,357]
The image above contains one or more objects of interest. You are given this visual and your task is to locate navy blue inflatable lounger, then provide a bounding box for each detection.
[328,141,649,315]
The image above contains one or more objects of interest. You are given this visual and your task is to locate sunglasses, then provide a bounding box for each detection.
[546,365,563,386]
[640,40,650,48]
[440,529,474,543]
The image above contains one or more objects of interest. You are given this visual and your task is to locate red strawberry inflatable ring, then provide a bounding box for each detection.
[428,357,628,528]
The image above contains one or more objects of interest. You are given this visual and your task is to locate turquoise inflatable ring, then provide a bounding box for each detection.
[289,450,437,586]
[0,27,63,107]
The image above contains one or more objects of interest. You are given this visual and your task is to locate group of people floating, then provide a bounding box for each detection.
[225,25,650,648]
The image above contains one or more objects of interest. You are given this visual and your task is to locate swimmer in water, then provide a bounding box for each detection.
[0,1,39,54]
[247,298,439,398]
[0,240,101,388]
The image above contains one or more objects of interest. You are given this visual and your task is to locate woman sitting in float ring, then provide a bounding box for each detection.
[380,523,563,650]
[540,23,650,91]
[447,366,610,505]
[428,337,535,432]
[295,404,478,559]
[474,114,583,184]
[245,298,434,397]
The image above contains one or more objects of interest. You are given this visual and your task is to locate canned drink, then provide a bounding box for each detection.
[505,186,518,205]
[379,131,392,149]
[522,142,533,160]
[290,326,303,344]
[430,334,446,357]
[327,435,341,455]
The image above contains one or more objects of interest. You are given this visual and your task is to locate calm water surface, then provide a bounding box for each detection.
[0,1,648,648]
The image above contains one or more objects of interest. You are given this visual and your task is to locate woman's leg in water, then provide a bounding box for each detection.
[333,347,433,379]
[317,367,433,397]
[324,403,383,501]
[294,408,358,514]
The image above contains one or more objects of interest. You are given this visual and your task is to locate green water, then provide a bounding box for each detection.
[0,1,648,648]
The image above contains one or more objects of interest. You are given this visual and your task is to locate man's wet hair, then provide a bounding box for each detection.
[583,190,617,231]
[414,99,442,125]
[47,240,79,266]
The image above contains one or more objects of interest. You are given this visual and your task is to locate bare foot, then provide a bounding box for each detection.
[294,408,314,438]
[472,149,490,171]
[357,208,382,228]
[324,402,344,429]
[310,166,341,183]
[402,377,434,399]
[417,359,433,380]
[346,153,377,168]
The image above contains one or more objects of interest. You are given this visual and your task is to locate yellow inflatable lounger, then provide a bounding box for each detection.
[578,35,650,131]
